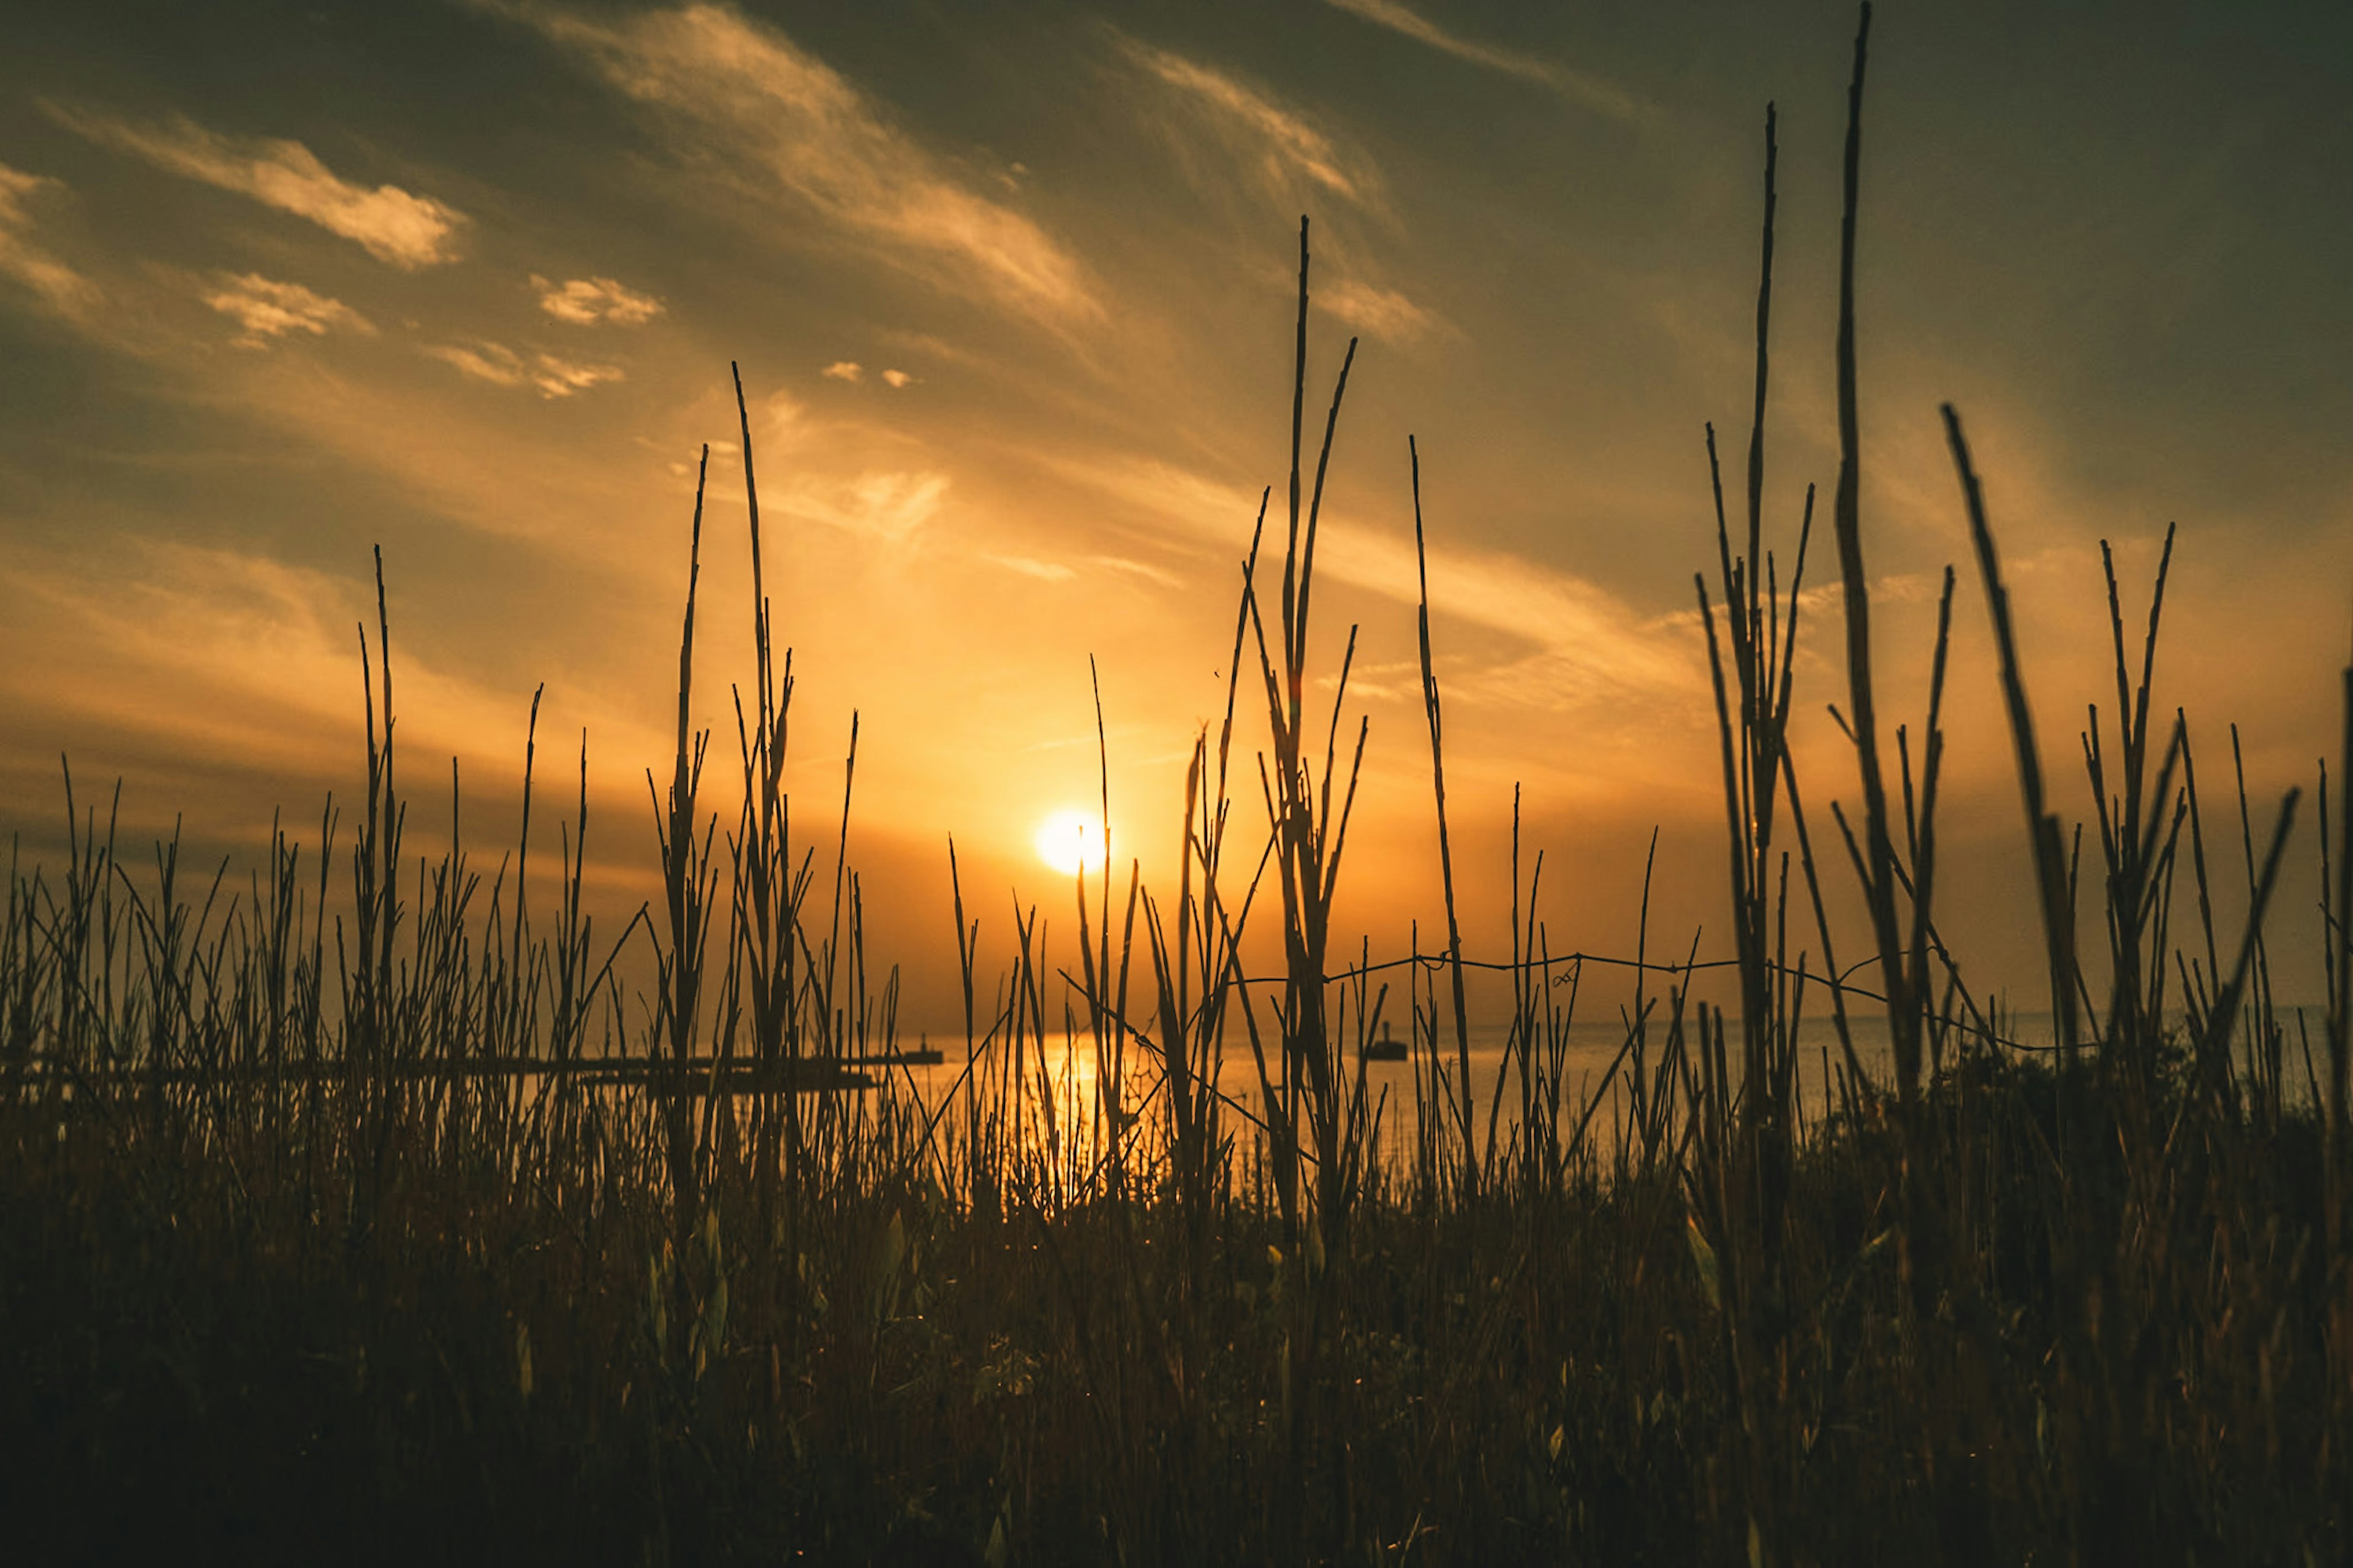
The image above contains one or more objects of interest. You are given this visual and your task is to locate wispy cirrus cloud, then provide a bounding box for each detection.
[781,468,947,543]
[527,354,625,398]
[504,2,1095,322]
[1056,453,1696,711]
[44,102,466,267]
[988,553,1077,583]
[425,340,622,398]
[742,392,951,544]
[1086,553,1183,589]
[425,342,529,388]
[1319,277,1439,346]
[1110,40,1435,347]
[0,163,100,316]
[982,552,1181,589]
[202,273,373,347]
[0,537,581,789]
[531,273,664,325]
[1321,0,1646,123]
[1115,36,1385,212]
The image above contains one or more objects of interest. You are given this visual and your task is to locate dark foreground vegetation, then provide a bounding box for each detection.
[4,10,2349,1563]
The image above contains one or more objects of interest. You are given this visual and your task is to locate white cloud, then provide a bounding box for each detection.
[0,163,100,316]
[532,273,665,325]
[510,2,1095,320]
[203,273,374,347]
[46,104,466,268]
[425,340,623,398]
[1116,37,1384,211]
[881,368,914,388]
[822,360,864,382]
[1320,0,1646,123]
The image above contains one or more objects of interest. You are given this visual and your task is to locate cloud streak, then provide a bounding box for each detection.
[1319,278,1438,345]
[532,273,665,325]
[509,2,1094,321]
[1116,38,1385,211]
[0,164,100,316]
[425,341,623,398]
[779,468,947,543]
[46,104,466,267]
[203,273,373,347]
[1059,454,1696,710]
[0,537,600,794]
[1322,0,1646,123]
[988,553,1077,583]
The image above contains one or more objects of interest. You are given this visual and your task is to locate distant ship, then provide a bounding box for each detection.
[1360,1021,1408,1062]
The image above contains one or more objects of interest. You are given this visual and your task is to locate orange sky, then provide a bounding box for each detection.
[2,1,2349,1027]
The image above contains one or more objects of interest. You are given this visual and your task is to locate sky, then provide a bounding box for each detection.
[2,0,2350,1028]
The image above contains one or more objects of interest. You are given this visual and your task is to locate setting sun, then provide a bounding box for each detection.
[1034,810,1106,878]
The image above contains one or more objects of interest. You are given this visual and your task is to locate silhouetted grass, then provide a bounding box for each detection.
[4,7,2350,1563]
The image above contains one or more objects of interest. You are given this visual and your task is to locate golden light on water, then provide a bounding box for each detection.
[1034,810,1106,878]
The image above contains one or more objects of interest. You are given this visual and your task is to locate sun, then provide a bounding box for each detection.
[1034,810,1106,878]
